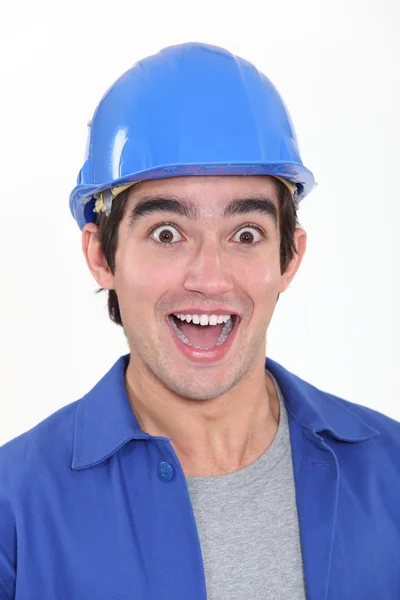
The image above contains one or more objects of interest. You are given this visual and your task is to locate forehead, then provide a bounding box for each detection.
[126,175,280,214]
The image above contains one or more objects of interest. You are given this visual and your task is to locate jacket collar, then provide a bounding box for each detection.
[71,354,379,470]
[71,355,148,470]
[265,357,379,442]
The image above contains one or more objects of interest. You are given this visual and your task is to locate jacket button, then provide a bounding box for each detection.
[158,461,174,482]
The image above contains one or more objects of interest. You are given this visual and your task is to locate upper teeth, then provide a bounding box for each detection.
[173,314,231,326]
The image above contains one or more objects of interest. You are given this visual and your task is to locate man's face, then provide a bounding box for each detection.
[102,175,305,400]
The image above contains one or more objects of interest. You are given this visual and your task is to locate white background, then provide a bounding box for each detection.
[0,0,399,445]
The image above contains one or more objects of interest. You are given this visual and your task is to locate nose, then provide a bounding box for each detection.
[182,238,234,297]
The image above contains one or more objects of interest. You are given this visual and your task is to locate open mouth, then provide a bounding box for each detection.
[167,314,239,351]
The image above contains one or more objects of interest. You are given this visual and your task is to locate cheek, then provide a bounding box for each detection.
[238,254,282,293]
[114,248,175,299]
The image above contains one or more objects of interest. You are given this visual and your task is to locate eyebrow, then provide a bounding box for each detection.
[128,194,278,229]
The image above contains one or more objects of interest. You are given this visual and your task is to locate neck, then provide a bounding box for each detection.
[124,356,280,477]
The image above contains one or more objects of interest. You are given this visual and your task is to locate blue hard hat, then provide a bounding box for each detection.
[69,42,316,230]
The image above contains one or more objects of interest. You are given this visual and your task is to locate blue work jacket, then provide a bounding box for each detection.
[0,354,400,599]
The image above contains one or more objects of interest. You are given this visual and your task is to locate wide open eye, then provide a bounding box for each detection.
[150,224,183,244]
[231,226,265,244]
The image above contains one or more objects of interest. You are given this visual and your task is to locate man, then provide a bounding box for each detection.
[0,42,399,600]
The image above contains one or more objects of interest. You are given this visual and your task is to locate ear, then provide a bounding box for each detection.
[278,227,307,293]
[81,223,115,289]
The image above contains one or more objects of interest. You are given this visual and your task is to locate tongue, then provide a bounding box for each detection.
[176,319,225,347]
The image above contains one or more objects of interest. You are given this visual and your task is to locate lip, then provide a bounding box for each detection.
[166,314,240,365]
[168,309,240,317]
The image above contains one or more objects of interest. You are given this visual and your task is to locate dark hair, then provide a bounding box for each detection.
[95,178,300,326]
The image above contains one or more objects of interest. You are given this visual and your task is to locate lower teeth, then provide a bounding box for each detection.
[169,316,234,350]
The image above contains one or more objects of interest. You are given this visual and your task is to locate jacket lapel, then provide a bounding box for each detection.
[289,418,339,600]
[265,357,378,600]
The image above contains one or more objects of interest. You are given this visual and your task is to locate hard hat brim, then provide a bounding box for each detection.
[70,161,316,231]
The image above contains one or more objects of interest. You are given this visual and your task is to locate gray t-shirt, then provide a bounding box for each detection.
[186,370,307,600]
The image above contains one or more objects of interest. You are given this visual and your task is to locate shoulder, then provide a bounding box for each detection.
[310,377,400,449]
[0,399,80,492]
[326,390,400,436]
[0,400,81,598]
[330,393,400,448]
